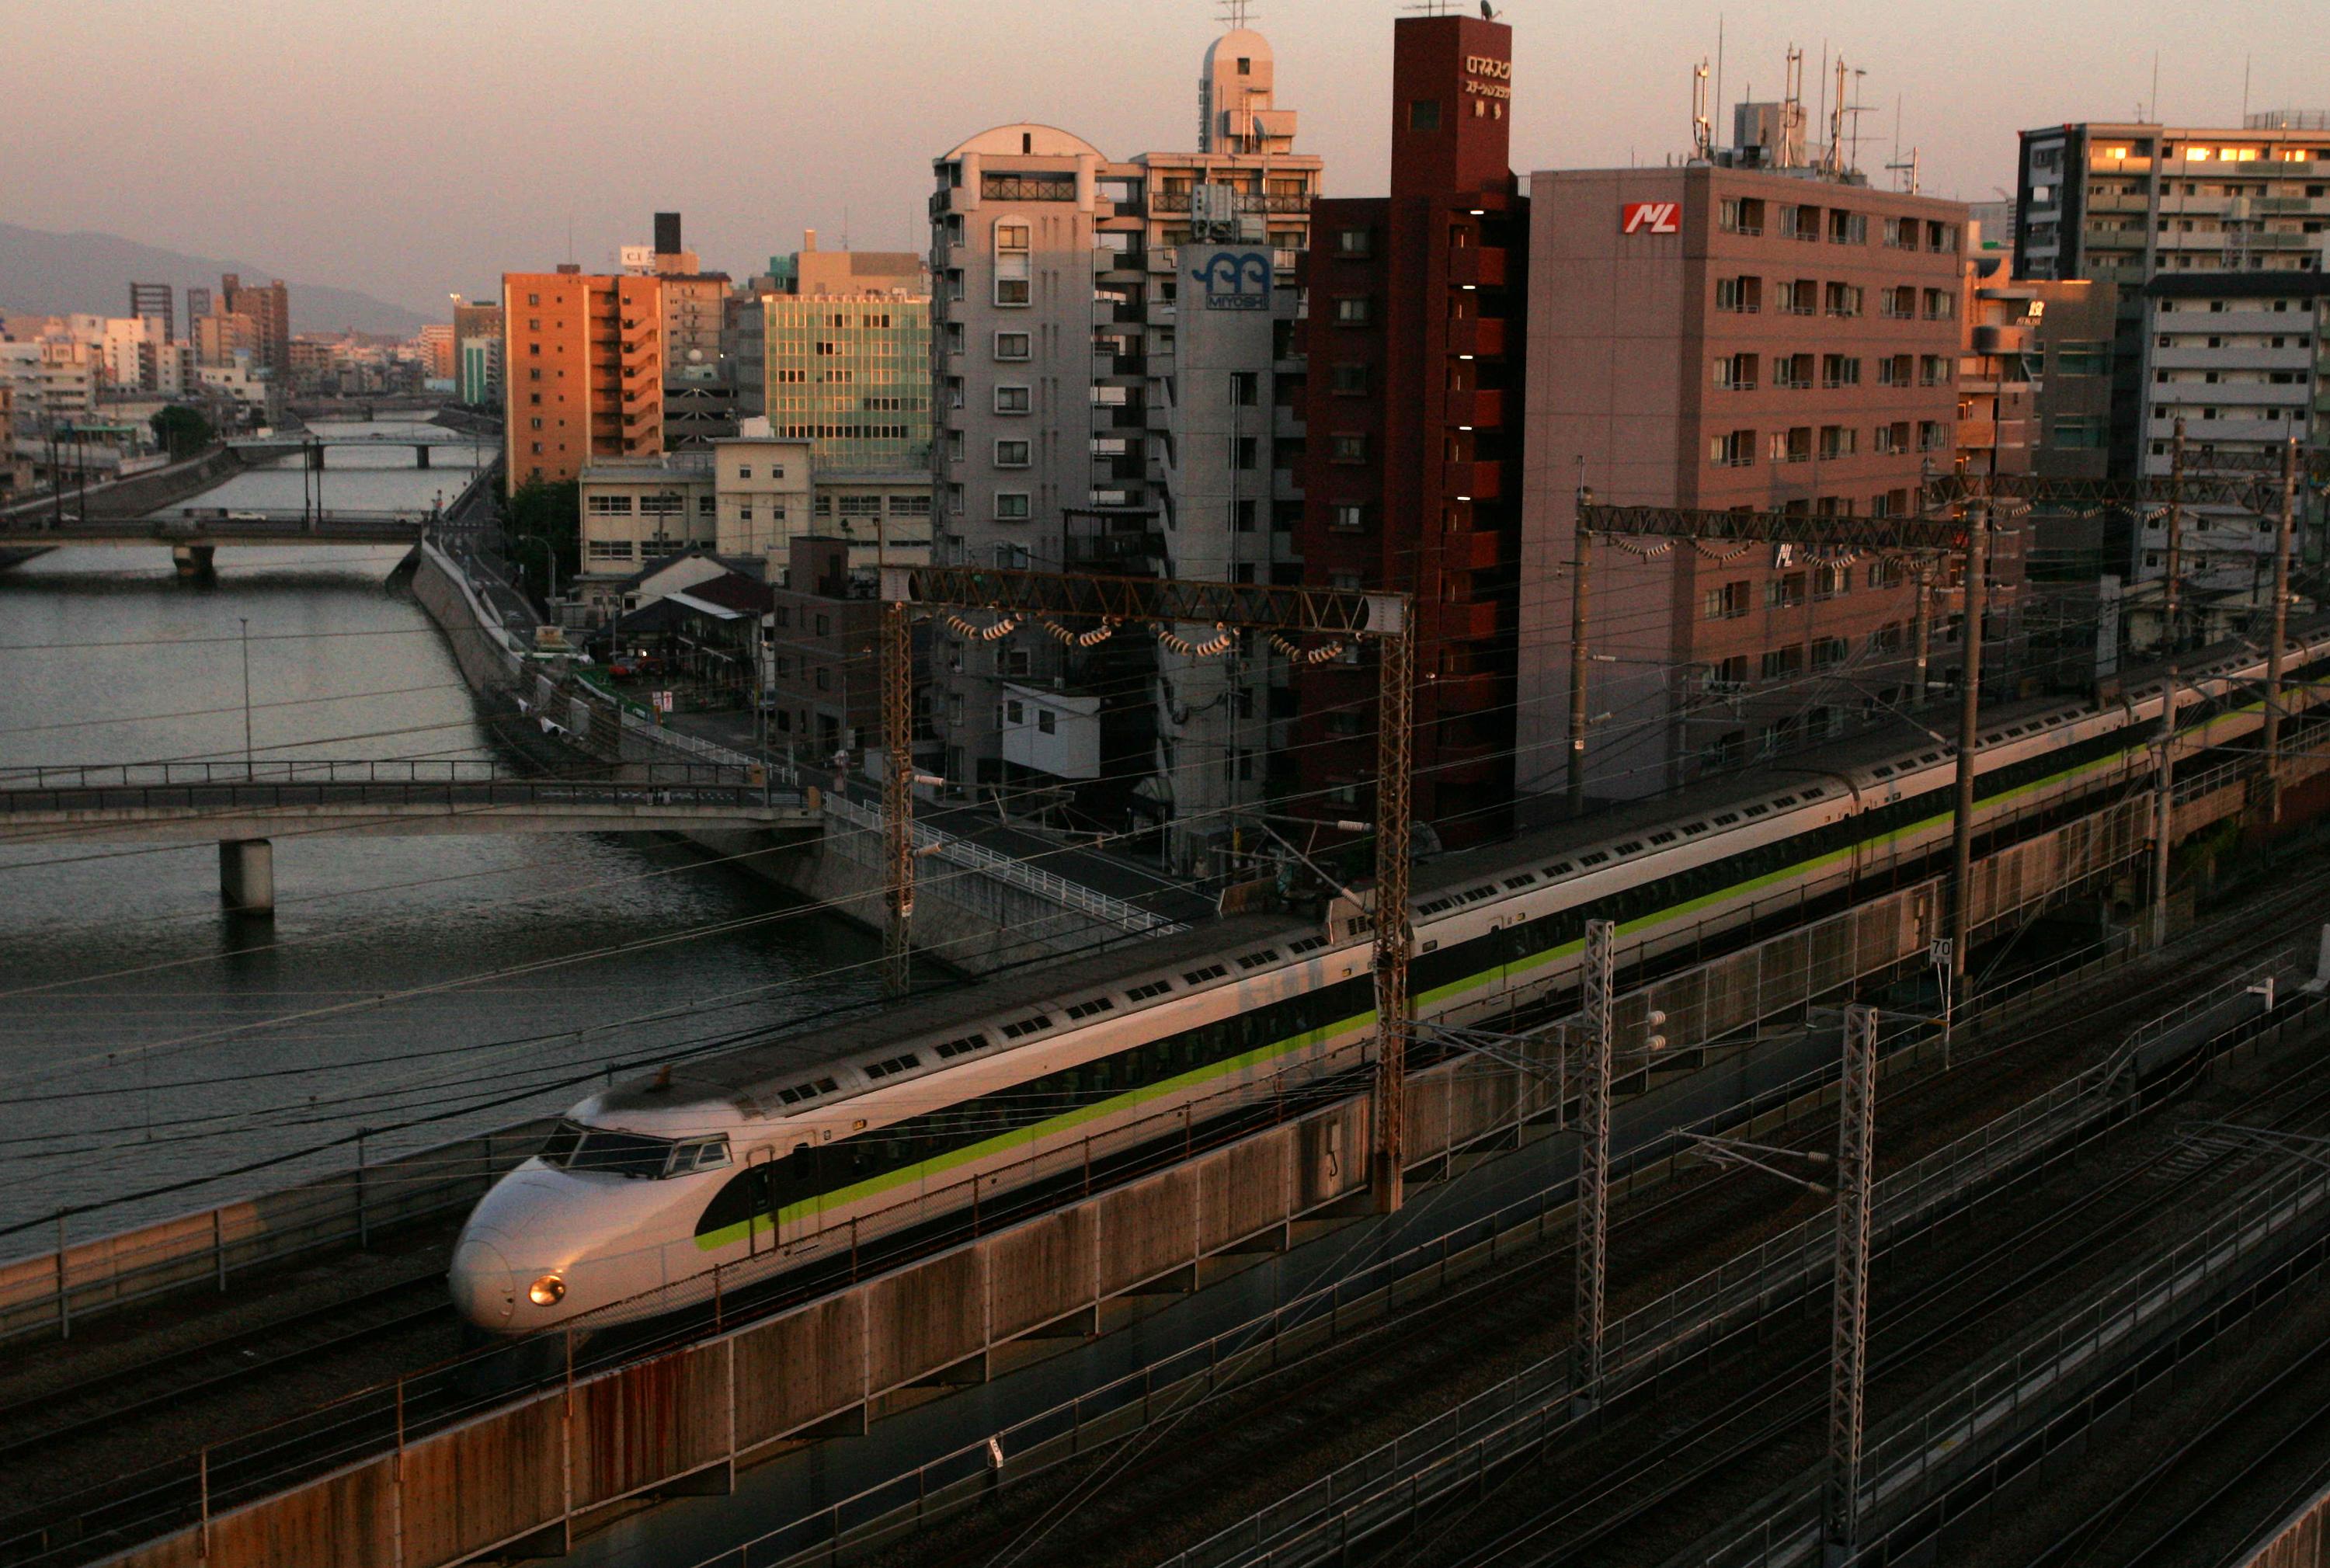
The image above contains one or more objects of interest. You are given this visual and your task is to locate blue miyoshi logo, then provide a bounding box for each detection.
[1191,250,1272,311]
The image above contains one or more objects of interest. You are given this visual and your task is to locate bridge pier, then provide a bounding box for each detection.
[171,544,215,579]
[219,839,274,915]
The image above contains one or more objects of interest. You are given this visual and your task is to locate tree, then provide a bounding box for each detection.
[501,478,581,602]
[149,405,214,461]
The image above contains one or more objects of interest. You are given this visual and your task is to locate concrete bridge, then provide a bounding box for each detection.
[228,432,496,471]
[0,509,436,574]
[0,760,816,911]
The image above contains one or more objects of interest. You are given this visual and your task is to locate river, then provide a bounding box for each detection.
[0,421,881,1253]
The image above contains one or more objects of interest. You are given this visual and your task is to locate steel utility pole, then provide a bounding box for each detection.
[1567,478,1594,816]
[1823,1003,1879,1565]
[2266,436,2297,822]
[238,617,253,773]
[2161,418,2187,653]
[1570,918,1615,1413]
[1372,624,1416,1213]
[1911,558,1933,711]
[880,599,915,993]
[1948,496,1990,987]
[2153,669,2177,950]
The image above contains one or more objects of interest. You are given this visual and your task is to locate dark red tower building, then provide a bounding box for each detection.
[1295,12,1527,850]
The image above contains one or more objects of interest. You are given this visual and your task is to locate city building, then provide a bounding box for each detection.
[453,301,505,406]
[416,324,456,381]
[2125,270,2328,648]
[576,450,717,589]
[185,287,212,331]
[500,266,663,486]
[1517,124,1976,804]
[1293,11,1522,845]
[927,22,1322,834]
[710,423,812,565]
[765,288,930,472]
[758,534,924,770]
[195,311,259,368]
[0,382,19,499]
[220,273,290,377]
[127,283,174,346]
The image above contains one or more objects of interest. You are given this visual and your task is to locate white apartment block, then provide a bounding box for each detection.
[927,25,1320,852]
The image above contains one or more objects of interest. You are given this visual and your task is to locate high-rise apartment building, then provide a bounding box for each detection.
[1294,13,1523,847]
[500,266,663,487]
[453,301,504,406]
[1518,162,1974,804]
[220,273,290,377]
[194,311,259,368]
[2127,271,2328,647]
[185,287,213,329]
[127,283,174,346]
[928,23,1321,833]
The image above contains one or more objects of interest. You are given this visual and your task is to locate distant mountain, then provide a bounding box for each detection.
[0,222,427,337]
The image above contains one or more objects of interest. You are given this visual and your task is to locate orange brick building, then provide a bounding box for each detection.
[501,266,664,485]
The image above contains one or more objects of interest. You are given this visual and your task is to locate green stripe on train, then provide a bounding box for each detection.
[696,704,2268,1252]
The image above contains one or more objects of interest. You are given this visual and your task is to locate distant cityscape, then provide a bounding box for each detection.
[3,10,2323,878]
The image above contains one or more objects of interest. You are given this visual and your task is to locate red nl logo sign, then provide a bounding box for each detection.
[1622,202,1681,235]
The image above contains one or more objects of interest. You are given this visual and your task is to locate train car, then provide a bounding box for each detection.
[451,628,2330,1333]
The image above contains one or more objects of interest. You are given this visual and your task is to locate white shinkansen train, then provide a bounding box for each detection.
[450,630,2330,1332]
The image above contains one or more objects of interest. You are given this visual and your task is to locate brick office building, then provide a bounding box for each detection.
[1518,163,1981,804]
[1293,12,1527,850]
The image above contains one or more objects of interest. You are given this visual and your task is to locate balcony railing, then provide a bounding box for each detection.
[982,175,1076,202]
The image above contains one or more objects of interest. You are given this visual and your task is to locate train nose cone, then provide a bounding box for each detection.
[450,1237,516,1328]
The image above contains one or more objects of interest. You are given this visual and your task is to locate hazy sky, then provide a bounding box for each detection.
[10,0,2319,315]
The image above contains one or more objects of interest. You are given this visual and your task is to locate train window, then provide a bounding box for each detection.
[1713,813,1740,825]
[1615,842,1643,856]
[1066,996,1115,1020]
[999,1014,1053,1039]
[863,1053,923,1079]
[1125,979,1175,1001]
[1870,766,1893,778]
[1184,964,1229,985]
[538,1121,584,1166]
[1543,862,1573,876]
[675,1135,732,1173]
[933,1034,986,1059]
[1417,898,1456,915]
[1580,852,1609,865]
[1744,804,1768,817]
[1288,935,1328,954]
[1773,794,1798,807]
[1504,874,1536,890]
[565,1126,676,1179]
[1236,949,1282,969]
[1681,822,1707,836]
[1921,752,1942,763]
[1802,786,1825,798]
[1650,831,1677,845]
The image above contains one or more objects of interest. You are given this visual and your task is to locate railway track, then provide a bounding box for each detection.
[1382,1017,2330,1568]
[847,870,2330,1568]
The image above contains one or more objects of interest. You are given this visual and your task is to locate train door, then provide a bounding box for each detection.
[746,1145,777,1259]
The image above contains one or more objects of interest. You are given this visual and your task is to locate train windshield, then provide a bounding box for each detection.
[537,1120,729,1178]
[543,1120,677,1179]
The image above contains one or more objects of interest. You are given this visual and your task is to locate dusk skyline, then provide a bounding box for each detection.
[12,0,2316,313]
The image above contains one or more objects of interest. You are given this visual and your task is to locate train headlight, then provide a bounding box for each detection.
[528,1274,566,1306]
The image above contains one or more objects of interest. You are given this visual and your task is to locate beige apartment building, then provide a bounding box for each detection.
[501,267,663,486]
[1521,164,1974,802]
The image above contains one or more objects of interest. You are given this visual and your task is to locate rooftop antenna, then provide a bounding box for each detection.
[1714,16,1725,151]
[2150,52,2160,122]
[1887,144,1921,196]
[1692,57,1714,160]
[1400,1,1461,14]
[1818,41,1829,169]
[1783,46,1806,167]
[1845,65,1871,176]
[2241,54,2251,123]
[1216,0,1256,25]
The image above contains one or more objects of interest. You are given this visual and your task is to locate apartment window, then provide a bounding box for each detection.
[1917,420,1949,452]
[1719,196,1765,235]
[1711,429,1756,467]
[1777,279,1817,315]
[1828,210,1869,245]
[1873,422,1911,455]
[946,322,965,353]
[1331,503,1369,531]
[1229,371,1260,406]
[1775,354,1814,390]
[994,384,1031,414]
[1334,228,1373,257]
[1814,562,1848,600]
[1330,433,1368,463]
[994,439,1031,468]
[1883,217,1914,249]
[1408,99,1441,131]
[2052,415,2109,449]
[1811,636,1848,669]
[1702,580,1750,620]
[1767,574,1806,610]
[1818,425,1858,459]
[1922,289,1955,322]
[586,494,634,516]
[1772,426,1813,463]
[526,293,540,306]
[1824,282,1864,318]
[1877,354,1914,387]
[1822,353,1862,388]
[1761,645,1805,679]
[995,492,1031,520]
[1716,276,1762,314]
[1713,352,1758,391]
[993,220,1031,306]
[1334,296,1373,325]
[2054,342,2108,376]
[1330,362,1370,395]
[586,540,633,562]
[1928,221,1959,253]
[1881,287,1915,319]
[993,331,1031,360]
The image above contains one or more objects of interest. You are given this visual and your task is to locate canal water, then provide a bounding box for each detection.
[0,422,881,1251]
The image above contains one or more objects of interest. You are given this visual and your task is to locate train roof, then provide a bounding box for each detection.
[600,913,1303,1115]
